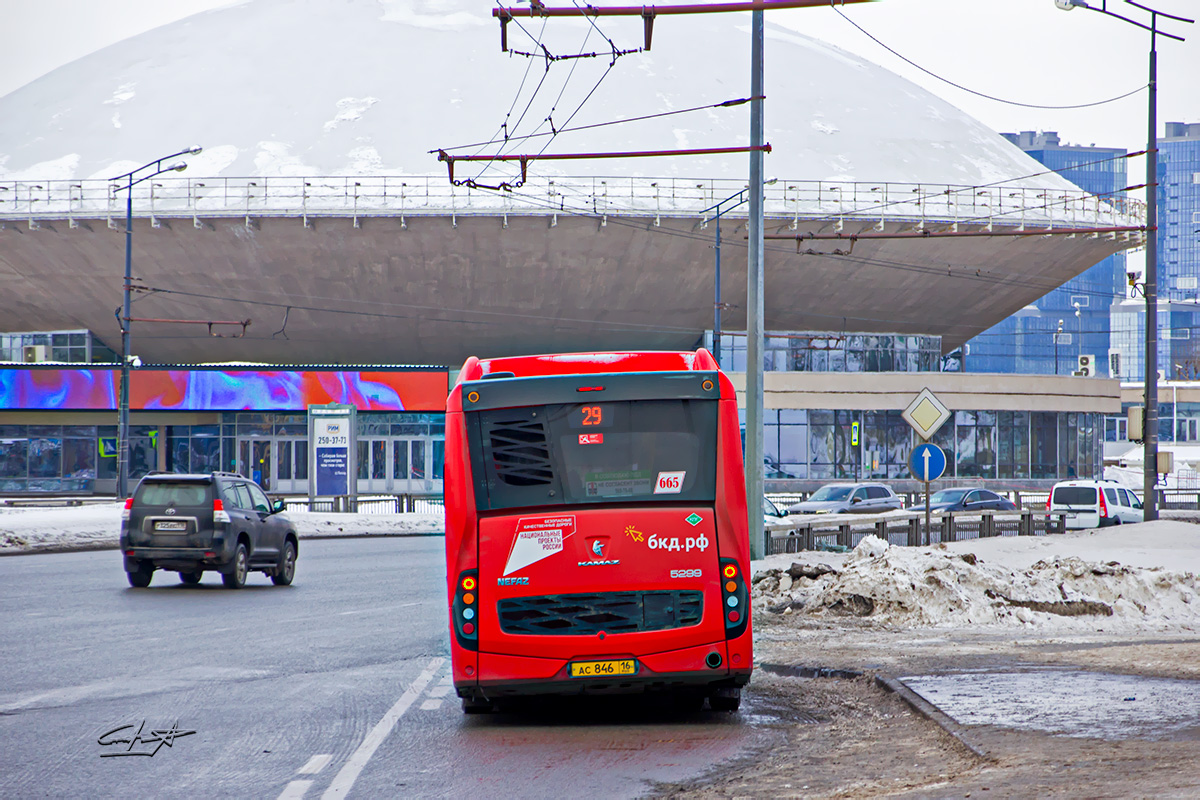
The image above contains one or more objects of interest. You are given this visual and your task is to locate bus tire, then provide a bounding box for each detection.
[461,697,494,714]
[709,687,741,712]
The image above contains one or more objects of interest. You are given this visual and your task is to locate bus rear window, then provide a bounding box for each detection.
[469,399,717,510]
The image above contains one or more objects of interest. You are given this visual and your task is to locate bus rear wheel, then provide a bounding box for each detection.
[709,687,741,712]
[461,696,494,714]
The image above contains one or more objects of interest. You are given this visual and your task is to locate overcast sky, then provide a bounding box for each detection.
[0,0,1196,154]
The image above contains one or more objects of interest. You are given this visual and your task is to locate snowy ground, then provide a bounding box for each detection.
[0,503,442,554]
[751,519,1200,634]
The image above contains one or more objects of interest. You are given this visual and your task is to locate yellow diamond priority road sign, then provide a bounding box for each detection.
[902,388,951,441]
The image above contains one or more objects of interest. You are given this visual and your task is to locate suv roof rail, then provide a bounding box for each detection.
[213,471,246,478]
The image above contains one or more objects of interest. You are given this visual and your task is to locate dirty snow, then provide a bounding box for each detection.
[752,521,1200,633]
[0,503,442,555]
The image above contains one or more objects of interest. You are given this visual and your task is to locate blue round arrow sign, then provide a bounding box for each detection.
[909,443,946,482]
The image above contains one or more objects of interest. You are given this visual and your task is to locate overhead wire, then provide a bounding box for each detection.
[830,2,1148,110]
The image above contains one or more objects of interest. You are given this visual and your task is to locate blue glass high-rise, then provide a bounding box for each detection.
[966,131,1127,376]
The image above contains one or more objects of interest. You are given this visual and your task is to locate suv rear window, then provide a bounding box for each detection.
[135,482,210,507]
[1052,486,1097,506]
[469,399,717,511]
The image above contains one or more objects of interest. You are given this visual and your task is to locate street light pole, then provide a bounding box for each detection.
[746,8,765,560]
[701,188,750,368]
[1057,0,1191,520]
[1056,319,1064,375]
[111,146,202,498]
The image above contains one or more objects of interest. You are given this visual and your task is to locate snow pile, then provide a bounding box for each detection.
[0,503,442,554]
[753,534,1200,632]
[0,503,123,552]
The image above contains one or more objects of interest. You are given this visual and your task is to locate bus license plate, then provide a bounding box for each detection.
[569,659,636,678]
[154,521,188,532]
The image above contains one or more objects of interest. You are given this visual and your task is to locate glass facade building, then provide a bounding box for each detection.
[0,412,446,495]
[711,331,943,373]
[0,330,118,364]
[759,408,1101,482]
[966,132,1128,376]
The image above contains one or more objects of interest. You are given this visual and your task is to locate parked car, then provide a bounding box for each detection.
[913,487,1019,513]
[1046,479,1143,530]
[764,496,788,524]
[120,471,298,589]
[786,483,903,514]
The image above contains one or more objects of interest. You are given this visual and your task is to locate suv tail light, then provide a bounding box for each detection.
[213,498,231,524]
[1045,494,1052,512]
[121,497,133,521]
[1098,489,1108,519]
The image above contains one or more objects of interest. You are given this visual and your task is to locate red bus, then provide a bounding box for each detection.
[444,349,752,712]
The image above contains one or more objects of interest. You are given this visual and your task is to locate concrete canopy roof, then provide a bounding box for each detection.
[0,0,1140,366]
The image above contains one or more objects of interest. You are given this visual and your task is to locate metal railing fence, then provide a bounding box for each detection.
[281,494,444,514]
[0,174,1143,230]
[766,510,1068,555]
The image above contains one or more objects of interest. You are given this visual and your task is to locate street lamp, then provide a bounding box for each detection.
[1057,0,1192,520]
[701,179,776,367]
[1056,319,1064,375]
[111,146,202,498]
[1080,299,1089,362]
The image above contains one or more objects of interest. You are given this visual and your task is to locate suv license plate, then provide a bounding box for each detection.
[154,521,188,532]
[568,659,636,678]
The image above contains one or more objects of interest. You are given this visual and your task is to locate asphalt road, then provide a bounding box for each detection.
[0,538,779,799]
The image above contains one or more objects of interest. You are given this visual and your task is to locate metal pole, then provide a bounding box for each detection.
[745,8,765,560]
[118,176,133,499]
[924,479,931,547]
[714,215,722,367]
[1144,20,1159,521]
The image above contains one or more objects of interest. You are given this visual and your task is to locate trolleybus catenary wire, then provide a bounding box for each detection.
[830,1,1148,110]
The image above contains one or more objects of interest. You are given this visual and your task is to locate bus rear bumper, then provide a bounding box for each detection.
[459,641,752,699]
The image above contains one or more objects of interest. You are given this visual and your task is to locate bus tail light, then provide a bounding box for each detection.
[213,498,231,525]
[453,569,479,651]
[719,557,749,639]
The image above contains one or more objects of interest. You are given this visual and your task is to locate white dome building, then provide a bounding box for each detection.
[0,0,1140,365]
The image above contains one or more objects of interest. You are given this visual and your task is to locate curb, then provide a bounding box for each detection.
[759,663,989,762]
[874,674,991,761]
[0,530,445,557]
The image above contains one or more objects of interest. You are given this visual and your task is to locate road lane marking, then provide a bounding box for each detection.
[321,657,444,799]
[428,678,452,699]
[277,780,313,800]
[419,699,442,710]
[298,754,333,774]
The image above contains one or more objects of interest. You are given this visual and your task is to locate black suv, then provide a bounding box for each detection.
[121,472,298,589]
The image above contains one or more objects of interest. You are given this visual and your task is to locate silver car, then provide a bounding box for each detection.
[786,483,904,514]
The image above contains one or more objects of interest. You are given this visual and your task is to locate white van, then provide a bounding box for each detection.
[1046,480,1144,530]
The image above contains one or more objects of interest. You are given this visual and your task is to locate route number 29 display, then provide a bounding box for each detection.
[654,471,686,494]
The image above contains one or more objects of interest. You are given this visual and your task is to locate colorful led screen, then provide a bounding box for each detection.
[0,369,448,411]
[0,369,117,410]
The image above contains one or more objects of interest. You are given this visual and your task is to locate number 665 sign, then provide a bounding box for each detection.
[654,471,686,494]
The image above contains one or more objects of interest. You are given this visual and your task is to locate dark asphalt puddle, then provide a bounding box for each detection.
[902,669,1200,741]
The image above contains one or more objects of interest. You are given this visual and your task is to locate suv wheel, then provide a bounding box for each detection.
[271,539,297,586]
[179,570,203,585]
[222,543,249,589]
[127,564,153,588]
